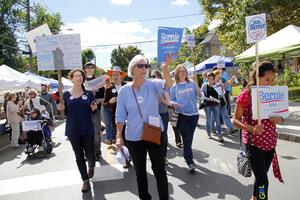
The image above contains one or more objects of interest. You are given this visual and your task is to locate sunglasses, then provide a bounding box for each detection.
[85,66,94,69]
[150,75,157,78]
[28,93,34,95]
[136,64,149,69]
[207,74,214,77]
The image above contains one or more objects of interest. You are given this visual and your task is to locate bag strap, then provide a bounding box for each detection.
[239,91,251,154]
[132,87,144,122]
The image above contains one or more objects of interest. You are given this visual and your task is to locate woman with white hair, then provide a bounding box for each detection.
[116,53,173,200]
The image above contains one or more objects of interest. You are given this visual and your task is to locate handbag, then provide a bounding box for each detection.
[132,87,161,145]
[237,91,252,177]
[199,100,209,110]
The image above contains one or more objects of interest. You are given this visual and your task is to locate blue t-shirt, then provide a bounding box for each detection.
[116,79,167,141]
[63,90,97,137]
[169,81,198,116]
[222,71,231,91]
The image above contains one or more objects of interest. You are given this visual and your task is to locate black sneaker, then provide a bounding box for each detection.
[95,154,103,161]
[229,128,238,134]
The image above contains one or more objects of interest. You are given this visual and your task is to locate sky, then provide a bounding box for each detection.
[33,0,219,71]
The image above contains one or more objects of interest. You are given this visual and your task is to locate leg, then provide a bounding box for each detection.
[148,135,169,200]
[82,135,95,170]
[210,109,215,130]
[204,106,212,133]
[160,112,169,158]
[103,108,112,142]
[172,126,182,145]
[178,114,194,165]
[246,144,275,200]
[225,91,231,115]
[212,105,222,136]
[127,140,151,200]
[220,105,232,129]
[92,110,102,157]
[68,136,89,182]
[11,123,20,147]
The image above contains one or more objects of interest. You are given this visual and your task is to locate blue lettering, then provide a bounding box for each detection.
[259,90,284,101]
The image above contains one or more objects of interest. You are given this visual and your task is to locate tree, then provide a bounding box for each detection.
[82,49,95,66]
[110,45,142,81]
[0,0,25,69]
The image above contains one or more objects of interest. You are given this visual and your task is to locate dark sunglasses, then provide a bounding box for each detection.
[28,93,34,95]
[150,75,156,78]
[207,74,214,77]
[136,64,149,69]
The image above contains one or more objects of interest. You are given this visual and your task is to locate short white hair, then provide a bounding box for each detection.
[127,54,147,78]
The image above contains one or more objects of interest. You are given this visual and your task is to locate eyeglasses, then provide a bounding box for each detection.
[136,64,149,69]
[179,70,186,73]
[73,74,83,78]
[85,66,94,69]
[28,93,34,95]
[150,75,156,78]
[207,74,214,77]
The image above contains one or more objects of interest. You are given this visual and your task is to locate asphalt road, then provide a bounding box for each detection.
[0,118,299,200]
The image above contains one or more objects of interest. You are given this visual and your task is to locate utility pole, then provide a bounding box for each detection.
[27,0,34,73]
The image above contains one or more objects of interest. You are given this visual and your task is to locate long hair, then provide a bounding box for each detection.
[151,70,163,79]
[7,93,16,101]
[68,69,88,96]
[246,61,275,93]
[174,64,190,85]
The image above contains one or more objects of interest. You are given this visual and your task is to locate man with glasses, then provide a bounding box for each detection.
[84,62,104,161]
[39,84,57,122]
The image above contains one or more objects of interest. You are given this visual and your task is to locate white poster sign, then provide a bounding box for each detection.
[246,13,267,44]
[186,34,195,47]
[217,59,225,68]
[84,75,106,90]
[25,24,52,54]
[35,34,82,71]
[22,120,42,131]
[251,86,289,120]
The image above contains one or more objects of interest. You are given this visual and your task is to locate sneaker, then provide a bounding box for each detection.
[218,136,224,142]
[112,140,116,144]
[38,146,45,151]
[27,147,34,153]
[188,164,195,171]
[210,128,216,133]
[95,154,103,161]
[207,133,212,139]
[176,143,183,148]
[106,141,112,145]
[123,160,131,169]
[229,128,238,134]
[12,145,20,150]
[101,125,105,132]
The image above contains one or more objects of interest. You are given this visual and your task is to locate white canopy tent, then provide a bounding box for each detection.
[0,64,49,94]
[61,77,73,90]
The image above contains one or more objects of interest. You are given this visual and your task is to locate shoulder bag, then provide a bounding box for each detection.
[237,91,252,177]
[132,87,161,145]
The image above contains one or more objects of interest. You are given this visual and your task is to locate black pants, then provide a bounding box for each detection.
[172,126,182,144]
[244,144,275,200]
[127,135,169,200]
[27,130,43,146]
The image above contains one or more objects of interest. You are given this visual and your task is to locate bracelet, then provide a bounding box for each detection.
[278,117,284,125]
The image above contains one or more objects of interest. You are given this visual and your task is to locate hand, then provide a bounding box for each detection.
[162,53,172,69]
[116,136,124,151]
[17,101,21,106]
[173,104,179,109]
[57,102,65,110]
[269,116,283,125]
[109,97,117,104]
[252,124,264,134]
[39,120,43,124]
[91,101,97,111]
[197,88,201,96]
[157,94,162,100]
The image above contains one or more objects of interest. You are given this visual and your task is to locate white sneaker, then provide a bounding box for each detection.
[27,147,34,153]
[38,146,45,152]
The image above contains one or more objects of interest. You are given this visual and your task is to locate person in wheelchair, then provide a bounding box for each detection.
[26,107,53,153]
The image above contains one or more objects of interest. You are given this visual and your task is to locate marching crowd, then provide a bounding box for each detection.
[2,54,284,200]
